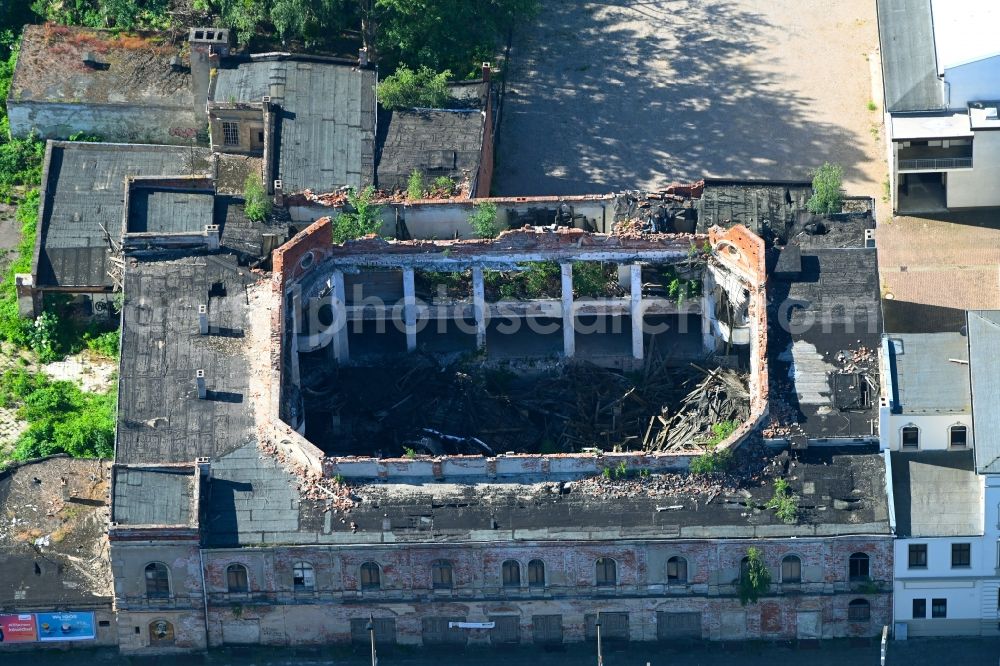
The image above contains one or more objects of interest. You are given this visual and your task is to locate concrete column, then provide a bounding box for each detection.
[561,263,575,358]
[403,267,417,351]
[472,266,486,350]
[331,270,349,362]
[701,269,717,353]
[630,263,644,360]
[616,264,631,290]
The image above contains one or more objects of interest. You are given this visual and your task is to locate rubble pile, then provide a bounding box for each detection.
[303,355,750,457]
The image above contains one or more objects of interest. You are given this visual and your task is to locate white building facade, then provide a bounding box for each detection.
[878,0,1000,213]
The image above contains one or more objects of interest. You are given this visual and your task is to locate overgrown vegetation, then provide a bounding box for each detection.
[406,169,425,200]
[243,173,271,222]
[0,367,115,460]
[806,162,844,215]
[766,477,799,524]
[469,201,499,239]
[333,185,383,243]
[0,190,41,348]
[433,176,455,196]
[380,65,452,110]
[689,420,739,475]
[738,546,772,606]
[572,262,617,298]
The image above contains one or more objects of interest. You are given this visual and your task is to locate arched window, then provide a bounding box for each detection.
[596,558,617,586]
[501,560,521,587]
[144,563,170,600]
[849,552,870,581]
[781,555,801,583]
[432,560,454,589]
[360,562,381,590]
[950,425,968,448]
[901,425,919,449]
[227,564,249,593]
[848,598,871,621]
[666,556,688,583]
[528,559,545,587]
[292,562,314,591]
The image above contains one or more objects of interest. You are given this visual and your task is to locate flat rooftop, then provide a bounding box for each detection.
[126,188,214,234]
[769,214,882,440]
[887,332,971,415]
[111,467,198,527]
[0,457,112,607]
[891,450,982,537]
[375,108,484,192]
[11,23,192,109]
[116,254,258,465]
[204,443,889,547]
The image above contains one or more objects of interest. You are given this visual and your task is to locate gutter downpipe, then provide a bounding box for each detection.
[200,548,211,649]
[883,449,897,637]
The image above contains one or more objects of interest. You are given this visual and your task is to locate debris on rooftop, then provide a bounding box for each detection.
[303,352,749,457]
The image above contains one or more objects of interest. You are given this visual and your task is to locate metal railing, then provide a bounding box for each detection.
[898,157,972,171]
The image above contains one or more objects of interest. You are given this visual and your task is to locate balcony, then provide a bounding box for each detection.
[898,145,973,171]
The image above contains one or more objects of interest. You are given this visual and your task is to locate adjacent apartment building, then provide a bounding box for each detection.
[877,0,1000,213]
[881,313,1000,637]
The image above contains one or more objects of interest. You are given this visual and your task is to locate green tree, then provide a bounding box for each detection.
[379,65,452,109]
[806,162,844,215]
[738,546,772,606]
[374,0,539,77]
[333,185,383,243]
[468,201,498,238]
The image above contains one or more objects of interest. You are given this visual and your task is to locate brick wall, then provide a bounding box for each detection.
[116,535,892,652]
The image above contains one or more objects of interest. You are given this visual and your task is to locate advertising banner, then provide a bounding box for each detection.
[35,612,97,642]
[0,614,38,643]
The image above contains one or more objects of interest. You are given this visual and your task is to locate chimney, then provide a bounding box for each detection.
[273,179,284,207]
[358,47,369,68]
[481,62,492,83]
[196,369,206,399]
[198,304,208,335]
[188,28,231,123]
[169,55,184,72]
[196,456,212,479]
[82,51,104,69]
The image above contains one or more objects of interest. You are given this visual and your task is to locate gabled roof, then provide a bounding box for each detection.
[212,57,375,193]
[968,310,1000,474]
[877,0,945,112]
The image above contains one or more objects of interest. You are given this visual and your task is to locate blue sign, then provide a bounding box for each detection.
[34,612,96,642]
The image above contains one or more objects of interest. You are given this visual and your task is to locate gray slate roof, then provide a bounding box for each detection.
[213,58,375,193]
[891,450,982,537]
[116,254,257,465]
[35,142,212,288]
[969,310,1000,474]
[877,0,945,112]
[375,108,484,191]
[111,467,197,526]
[887,332,971,414]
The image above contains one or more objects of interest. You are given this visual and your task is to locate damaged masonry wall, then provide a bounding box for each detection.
[263,217,768,481]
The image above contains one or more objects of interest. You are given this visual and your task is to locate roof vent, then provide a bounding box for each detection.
[987,107,998,120]
[82,51,103,69]
[196,369,206,400]
[198,304,208,335]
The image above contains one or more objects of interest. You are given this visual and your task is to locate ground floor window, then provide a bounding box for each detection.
[932,598,947,619]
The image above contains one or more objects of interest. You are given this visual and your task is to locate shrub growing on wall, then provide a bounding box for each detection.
[243,174,271,222]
